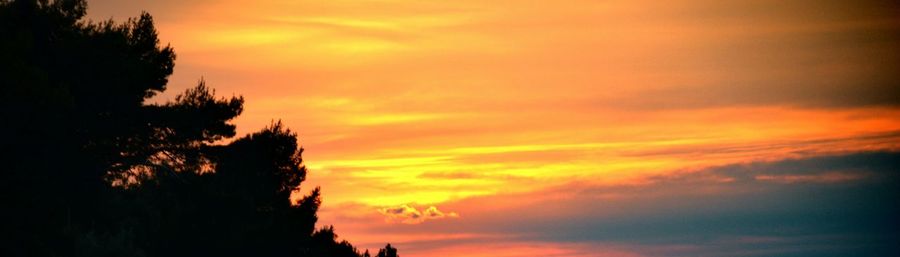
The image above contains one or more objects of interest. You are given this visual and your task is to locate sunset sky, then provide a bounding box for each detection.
[86,1,900,256]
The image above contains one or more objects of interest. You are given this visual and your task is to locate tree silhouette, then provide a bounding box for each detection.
[376,244,399,257]
[0,0,394,256]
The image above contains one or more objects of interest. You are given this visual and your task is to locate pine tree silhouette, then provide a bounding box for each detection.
[0,1,395,256]
[376,244,399,257]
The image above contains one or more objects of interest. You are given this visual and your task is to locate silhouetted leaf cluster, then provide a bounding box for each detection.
[0,1,398,256]
[376,244,400,257]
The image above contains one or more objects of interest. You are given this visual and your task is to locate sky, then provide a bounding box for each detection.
[86,1,900,256]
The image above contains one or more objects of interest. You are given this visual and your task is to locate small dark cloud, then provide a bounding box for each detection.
[705,150,900,182]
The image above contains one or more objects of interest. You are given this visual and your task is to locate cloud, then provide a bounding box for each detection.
[379,205,458,224]
[753,172,866,184]
[361,151,900,256]
[697,150,900,184]
[423,206,459,219]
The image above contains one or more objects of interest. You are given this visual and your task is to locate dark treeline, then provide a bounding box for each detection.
[0,0,398,256]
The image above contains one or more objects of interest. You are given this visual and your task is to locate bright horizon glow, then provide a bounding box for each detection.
[87,0,900,256]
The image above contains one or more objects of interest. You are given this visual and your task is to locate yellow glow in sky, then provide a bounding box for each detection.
[86,0,900,255]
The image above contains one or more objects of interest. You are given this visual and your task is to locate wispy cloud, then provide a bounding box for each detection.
[355,151,900,256]
[84,0,900,255]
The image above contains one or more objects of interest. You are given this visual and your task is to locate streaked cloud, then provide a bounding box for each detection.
[754,172,867,184]
[347,151,900,256]
[84,0,900,255]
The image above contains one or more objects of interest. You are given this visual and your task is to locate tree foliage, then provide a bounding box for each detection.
[376,244,400,257]
[0,0,396,256]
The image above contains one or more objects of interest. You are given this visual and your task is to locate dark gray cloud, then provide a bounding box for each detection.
[535,152,900,256]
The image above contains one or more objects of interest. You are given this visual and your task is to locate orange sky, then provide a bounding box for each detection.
[87,1,900,256]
